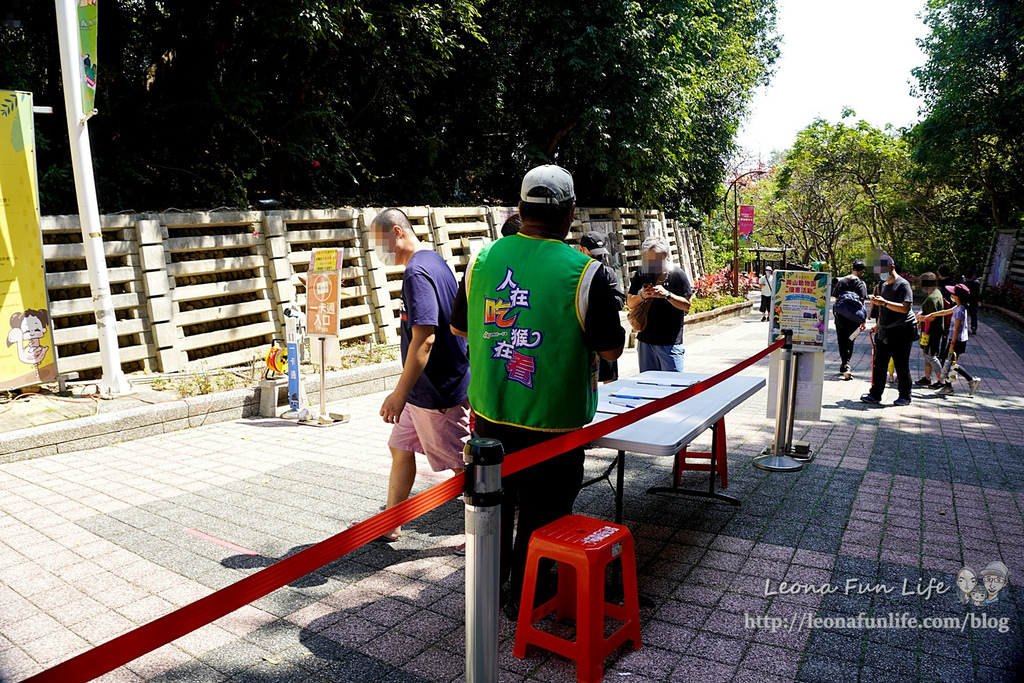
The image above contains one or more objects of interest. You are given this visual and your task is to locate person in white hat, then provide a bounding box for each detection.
[758,266,774,322]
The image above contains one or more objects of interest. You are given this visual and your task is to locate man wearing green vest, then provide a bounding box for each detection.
[451,164,625,618]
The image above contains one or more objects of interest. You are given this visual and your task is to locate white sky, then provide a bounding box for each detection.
[736,0,931,160]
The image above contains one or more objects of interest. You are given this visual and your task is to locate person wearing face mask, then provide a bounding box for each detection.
[625,236,693,372]
[368,208,471,550]
[861,254,917,406]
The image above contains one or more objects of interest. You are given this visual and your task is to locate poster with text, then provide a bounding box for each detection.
[1,91,57,390]
[768,270,831,351]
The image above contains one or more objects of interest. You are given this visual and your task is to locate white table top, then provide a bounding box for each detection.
[587,371,766,456]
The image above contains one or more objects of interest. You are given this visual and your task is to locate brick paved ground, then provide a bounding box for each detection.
[1,309,1022,682]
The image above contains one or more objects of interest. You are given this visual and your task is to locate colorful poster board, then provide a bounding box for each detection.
[767,270,832,351]
[0,91,57,390]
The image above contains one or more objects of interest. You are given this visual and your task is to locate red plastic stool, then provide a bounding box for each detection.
[513,515,642,683]
[673,417,728,488]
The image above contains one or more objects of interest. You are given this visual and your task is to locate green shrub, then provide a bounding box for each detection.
[689,294,748,315]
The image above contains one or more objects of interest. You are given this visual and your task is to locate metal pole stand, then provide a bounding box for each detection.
[464,437,504,683]
[754,330,804,472]
[296,336,348,427]
[787,351,813,462]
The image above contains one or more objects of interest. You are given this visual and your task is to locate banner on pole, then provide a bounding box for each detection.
[0,91,58,391]
[78,0,98,116]
[738,205,754,236]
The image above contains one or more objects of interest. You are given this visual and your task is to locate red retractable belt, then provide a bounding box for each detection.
[26,338,783,683]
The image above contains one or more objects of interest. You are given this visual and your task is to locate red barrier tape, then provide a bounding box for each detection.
[25,338,782,683]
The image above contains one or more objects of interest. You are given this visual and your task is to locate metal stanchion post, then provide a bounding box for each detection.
[464,437,504,683]
[788,352,813,461]
[754,330,803,471]
[318,336,328,423]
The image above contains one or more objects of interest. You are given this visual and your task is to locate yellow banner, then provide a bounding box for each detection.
[0,91,57,390]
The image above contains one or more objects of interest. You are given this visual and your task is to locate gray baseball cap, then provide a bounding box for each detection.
[520,165,575,205]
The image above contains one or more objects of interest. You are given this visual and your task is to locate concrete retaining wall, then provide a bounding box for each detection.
[41,208,704,380]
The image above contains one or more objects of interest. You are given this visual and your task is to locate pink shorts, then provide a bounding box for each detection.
[388,400,472,472]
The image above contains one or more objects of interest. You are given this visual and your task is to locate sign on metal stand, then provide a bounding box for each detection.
[464,437,504,683]
[302,249,347,427]
[762,269,831,463]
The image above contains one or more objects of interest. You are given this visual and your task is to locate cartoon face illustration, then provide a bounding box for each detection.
[984,573,1007,594]
[19,313,46,340]
[969,584,988,606]
[980,561,1009,602]
[956,567,977,600]
[7,309,50,368]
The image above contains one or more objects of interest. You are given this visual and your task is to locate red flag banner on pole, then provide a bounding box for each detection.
[739,205,754,236]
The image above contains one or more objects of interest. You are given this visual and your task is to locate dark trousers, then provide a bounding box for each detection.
[968,304,978,332]
[870,328,913,400]
[473,418,585,601]
[835,318,859,368]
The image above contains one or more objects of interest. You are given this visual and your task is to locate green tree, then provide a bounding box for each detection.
[1,0,777,215]
[749,115,916,272]
[911,0,1024,232]
[451,0,779,214]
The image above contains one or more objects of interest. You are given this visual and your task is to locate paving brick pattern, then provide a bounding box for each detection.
[1,310,1022,682]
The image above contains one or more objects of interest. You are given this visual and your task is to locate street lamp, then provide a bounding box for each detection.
[724,168,766,296]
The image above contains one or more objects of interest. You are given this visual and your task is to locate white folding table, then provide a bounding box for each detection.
[583,371,766,523]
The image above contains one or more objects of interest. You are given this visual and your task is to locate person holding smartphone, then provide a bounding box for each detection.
[625,236,692,372]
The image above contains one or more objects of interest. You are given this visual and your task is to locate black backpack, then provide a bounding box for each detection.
[834,291,867,324]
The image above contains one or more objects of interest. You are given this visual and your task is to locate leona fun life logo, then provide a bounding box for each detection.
[956,561,1009,607]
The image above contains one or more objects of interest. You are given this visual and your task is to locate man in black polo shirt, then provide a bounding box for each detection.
[861,254,917,406]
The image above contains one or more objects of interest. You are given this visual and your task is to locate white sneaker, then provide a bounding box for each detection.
[937,384,954,396]
[968,378,981,396]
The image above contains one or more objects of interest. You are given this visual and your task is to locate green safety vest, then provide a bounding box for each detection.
[467,233,601,431]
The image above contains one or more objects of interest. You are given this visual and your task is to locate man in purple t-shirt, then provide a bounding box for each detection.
[369,209,471,550]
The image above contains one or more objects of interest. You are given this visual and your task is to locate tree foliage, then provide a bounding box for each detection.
[0,0,777,216]
[911,0,1024,233]
[745,0,1023,280]
[749,115,916,273]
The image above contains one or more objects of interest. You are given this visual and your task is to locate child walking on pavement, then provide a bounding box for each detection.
[920,283,981,397]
